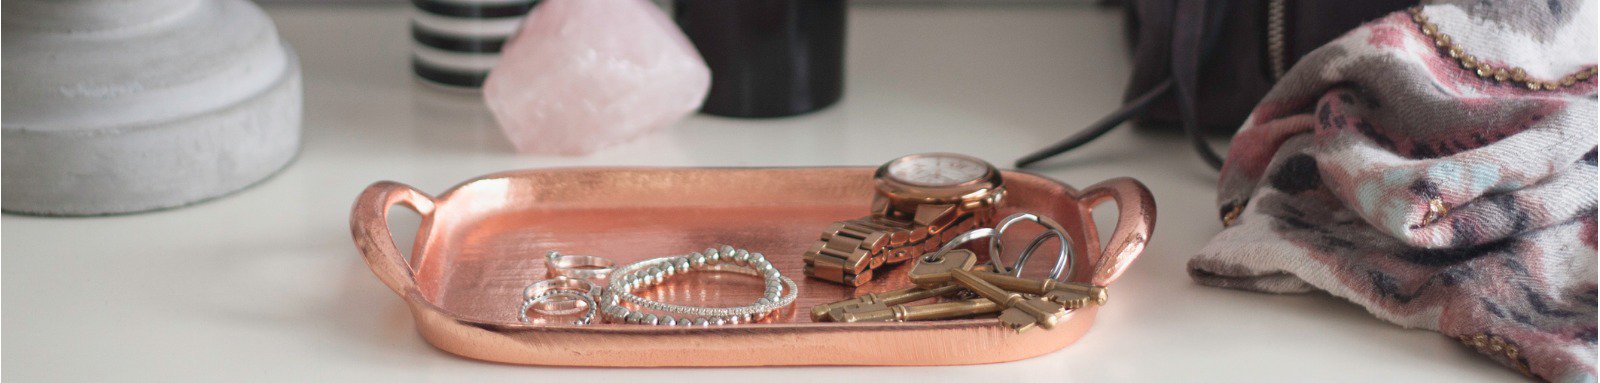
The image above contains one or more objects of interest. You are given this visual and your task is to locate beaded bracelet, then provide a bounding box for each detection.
[600,246,798,326]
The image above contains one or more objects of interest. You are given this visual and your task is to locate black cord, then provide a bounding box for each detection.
[1016,0,1233,170]
[1014,79,1173,168]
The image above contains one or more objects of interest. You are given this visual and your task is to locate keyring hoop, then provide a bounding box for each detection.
[522,276,600,316]
[545,251,617,282]
[988,213,1075,281]
[923,228,997,263]
[1013,230,1071,280]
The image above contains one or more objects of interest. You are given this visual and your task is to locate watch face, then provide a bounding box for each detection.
[885,154,990,187]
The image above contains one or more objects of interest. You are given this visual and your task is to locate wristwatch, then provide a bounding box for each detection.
[803,153,1006,286]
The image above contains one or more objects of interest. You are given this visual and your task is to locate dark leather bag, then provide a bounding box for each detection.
[1016,0,1414,169]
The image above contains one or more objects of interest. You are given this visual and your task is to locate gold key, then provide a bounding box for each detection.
[906,265,1108,309]
[810,284,964,322]
[950,268,1065,333]
[967,275,1092,309]
[812,249,992,322]
[1041,282,1107,309]
[1041,290,1093,310]
[906,249,978,287]
[968,274,1107,309]
[906,249,1041,289]
[835,298,1001,323]
[905,248,1064,331]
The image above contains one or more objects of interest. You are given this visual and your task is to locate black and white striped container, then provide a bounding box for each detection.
[410,0,537,88]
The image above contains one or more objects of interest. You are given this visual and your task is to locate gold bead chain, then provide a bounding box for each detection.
[1410,7,1596,91]
[1421,197,1449,226]
[1221,205,1242,227]
[1458,333,1531,377]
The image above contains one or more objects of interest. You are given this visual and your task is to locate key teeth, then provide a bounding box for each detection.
[1053,295,1092,310]
[833,310,864,322]
[1091,287,1108,306]
[998,310,1038,333]
[1016,299,1065,329]
[837,312,883,323]
[809,305,835,322]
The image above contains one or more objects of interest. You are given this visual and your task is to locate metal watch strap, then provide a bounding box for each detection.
[803,214,985,286]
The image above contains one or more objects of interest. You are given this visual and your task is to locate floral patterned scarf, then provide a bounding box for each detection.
[1189,1,1598,381]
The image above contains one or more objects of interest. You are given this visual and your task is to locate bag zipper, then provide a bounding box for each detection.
[1267,0,1288,81]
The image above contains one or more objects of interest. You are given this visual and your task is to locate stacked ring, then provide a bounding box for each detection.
[544,251,617,282]
[519,276,600,319]
[520,290,596,325]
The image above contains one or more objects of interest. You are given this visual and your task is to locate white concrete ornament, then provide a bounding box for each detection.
[2,0,304,215]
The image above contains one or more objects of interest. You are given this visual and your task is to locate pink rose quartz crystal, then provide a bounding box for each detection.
[483,0,710,155]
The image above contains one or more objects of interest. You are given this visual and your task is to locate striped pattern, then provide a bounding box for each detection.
[410,0,537,87]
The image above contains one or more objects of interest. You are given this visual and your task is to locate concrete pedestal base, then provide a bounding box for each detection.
[2,0,303,215]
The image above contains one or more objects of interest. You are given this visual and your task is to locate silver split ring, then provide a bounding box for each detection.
[924,228,997,263]
[989,213,1074,281]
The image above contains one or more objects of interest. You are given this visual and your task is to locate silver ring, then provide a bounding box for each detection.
[521,276,600,316]
[520,290,596,325]
[989,213,1074,281]
[545,251,616,282]
[924,228,997,263]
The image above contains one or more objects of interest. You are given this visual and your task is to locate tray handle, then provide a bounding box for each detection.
[351,181,437,297]
[1077,177,1156,286]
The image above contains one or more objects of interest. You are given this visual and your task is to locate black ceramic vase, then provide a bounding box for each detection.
[673,0,846,118]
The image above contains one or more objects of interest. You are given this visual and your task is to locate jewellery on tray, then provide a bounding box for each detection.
[600,246,799,326]
[545,251,616,282]
[520,276,601,320]
[812,213,1108,333]
[522,290,597,325]
[804,153,1006,286]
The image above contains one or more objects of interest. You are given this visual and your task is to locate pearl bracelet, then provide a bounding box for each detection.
[600,246,798,326]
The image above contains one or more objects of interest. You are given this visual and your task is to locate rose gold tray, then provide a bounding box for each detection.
[351,167,1154,366]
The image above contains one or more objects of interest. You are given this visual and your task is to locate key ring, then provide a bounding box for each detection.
[1014,231,1068,279]
[545,251,617,282]
[989,213,1073,281]
[924,228,996,263]
[923,213,1075,281]
[521,276,601,317]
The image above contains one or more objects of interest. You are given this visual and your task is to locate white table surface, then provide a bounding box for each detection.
[2,3,1520,382]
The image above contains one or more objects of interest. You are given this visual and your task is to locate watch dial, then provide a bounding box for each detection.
[887,154,989,187]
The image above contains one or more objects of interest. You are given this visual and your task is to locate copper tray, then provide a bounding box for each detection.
[351,167,1154,366]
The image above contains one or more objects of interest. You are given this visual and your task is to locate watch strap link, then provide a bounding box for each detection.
[803,217,904,286]
[803,212,990,286]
